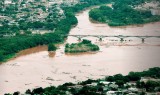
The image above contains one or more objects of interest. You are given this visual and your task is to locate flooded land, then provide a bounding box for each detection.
[0,7,160,94]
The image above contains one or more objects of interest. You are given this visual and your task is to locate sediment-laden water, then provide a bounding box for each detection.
[0,7,160,94]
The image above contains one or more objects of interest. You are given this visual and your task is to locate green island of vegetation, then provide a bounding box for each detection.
[89,0,160,26]
[65,39,99,53]
[5,67,160,95]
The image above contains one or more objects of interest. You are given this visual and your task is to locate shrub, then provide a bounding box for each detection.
[48,44,57,51]
[0,52,4,61]
[82,39,91,44]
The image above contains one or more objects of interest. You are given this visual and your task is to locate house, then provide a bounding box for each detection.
[106,91,123,95]
[103,86,109,92]
[151,8,160,15]
[109,84,118,88]
[106,91,116,95]
[0,16,7,21]
[0,16,11,22]
[128,87,138,92]
[68,85,83,89]
[4,0,12,5]
[126,82,137,87]
[140,77,160,83]
[100,81,111,85]
[157,92,160,95]
[128,92,137,95]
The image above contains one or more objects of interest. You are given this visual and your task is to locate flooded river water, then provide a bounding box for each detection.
[0,7,160,94]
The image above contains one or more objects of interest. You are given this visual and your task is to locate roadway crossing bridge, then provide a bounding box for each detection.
[63,35,160,43]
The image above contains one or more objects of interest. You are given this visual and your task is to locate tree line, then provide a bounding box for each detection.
[89,0,160,26]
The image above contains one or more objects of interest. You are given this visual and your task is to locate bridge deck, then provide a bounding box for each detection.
[66,35,160,38]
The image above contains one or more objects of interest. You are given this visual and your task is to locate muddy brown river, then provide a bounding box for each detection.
[0,7,160,94]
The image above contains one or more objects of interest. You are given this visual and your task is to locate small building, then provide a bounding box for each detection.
[103,86,109,92]
[86,82,98,86]
[106,91,123,95]
[157,92,160,95]
[0,16,11,21]
[0,16,7,20]
[109,84,119,89]
[68,85,83,89]
[151,8,160,15]
[106,91,116,95]
[140,77,160,83]
[4,0,12,5]
[128,87,138,93]
[100,81,111,85]
[128,92,136,95]
[126,82,137,87]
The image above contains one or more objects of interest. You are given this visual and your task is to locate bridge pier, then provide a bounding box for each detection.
[78,37,82,41]
[120,38,124,42]
[99,38,102,41]
[141,38,145,43]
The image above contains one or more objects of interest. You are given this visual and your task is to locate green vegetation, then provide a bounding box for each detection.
[0,51,4,61]
[6,67,160,95]
[89,0,160,26]
[65,39,99,53]
[113,0,160,7]
[0,33,62,62]
[0,9,77,62]
[48,44,57,51]
[61,0,111,13]
[106,67,160,82]
[0,0,111,62]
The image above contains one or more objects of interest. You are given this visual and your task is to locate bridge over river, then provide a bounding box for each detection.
[64,35,160,43]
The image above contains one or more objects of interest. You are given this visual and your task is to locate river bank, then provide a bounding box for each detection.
[89,1,160,26]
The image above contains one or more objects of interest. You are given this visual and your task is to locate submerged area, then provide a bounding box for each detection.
[0,5,160,94]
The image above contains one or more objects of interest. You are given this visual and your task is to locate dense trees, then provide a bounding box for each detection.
[145,81,160,91]
[127,72,141,81]
[137,80,160,92]
[0,51,4,62]
[0,33,63,60]
[65,39,99,53]
[89,0,160,26]
[82,39,92,44]
[61,0,111,14]
[105,67,160,89]
[114,0,150,6]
